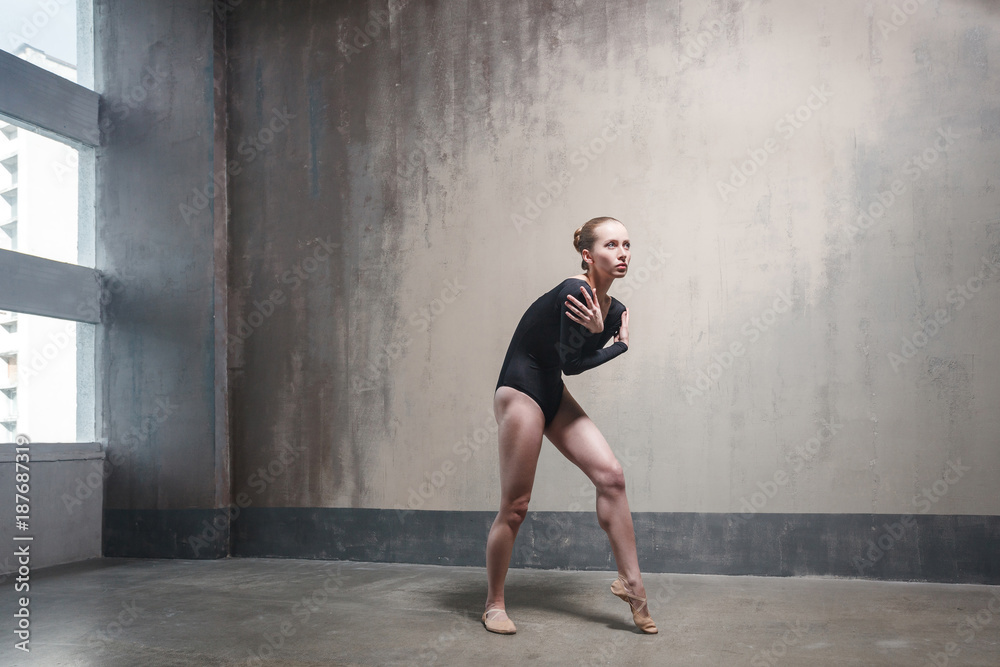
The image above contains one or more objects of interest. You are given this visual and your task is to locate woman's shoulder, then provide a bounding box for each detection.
[557,276,590,293]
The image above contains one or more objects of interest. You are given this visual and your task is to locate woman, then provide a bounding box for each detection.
[483,216,657,635]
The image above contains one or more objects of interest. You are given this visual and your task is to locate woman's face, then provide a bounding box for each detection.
[586,221,630,277]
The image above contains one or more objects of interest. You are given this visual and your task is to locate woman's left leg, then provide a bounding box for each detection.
[543,385,649,605]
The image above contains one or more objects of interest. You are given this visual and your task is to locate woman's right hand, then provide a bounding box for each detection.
[615,309,629,347]
[565,285,605,335]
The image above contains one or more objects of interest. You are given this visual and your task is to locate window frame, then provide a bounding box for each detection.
[0,31,102,451]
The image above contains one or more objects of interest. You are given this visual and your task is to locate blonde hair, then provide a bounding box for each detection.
[572,217,620,271]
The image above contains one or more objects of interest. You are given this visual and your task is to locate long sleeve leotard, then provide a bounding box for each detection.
[495,277,627,426]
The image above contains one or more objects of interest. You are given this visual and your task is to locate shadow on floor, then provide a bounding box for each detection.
[428,574,642,633]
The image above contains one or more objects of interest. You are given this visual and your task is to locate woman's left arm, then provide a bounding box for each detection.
[614,307,629,349]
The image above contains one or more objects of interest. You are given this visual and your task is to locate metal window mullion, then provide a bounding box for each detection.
[0,49,99,148]
[0,248,101,324]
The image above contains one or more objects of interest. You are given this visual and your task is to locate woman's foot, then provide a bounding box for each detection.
[610,574,658,634]
[482,606,517,634]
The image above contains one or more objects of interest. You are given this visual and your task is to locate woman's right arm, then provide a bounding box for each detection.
[555,283,627,375]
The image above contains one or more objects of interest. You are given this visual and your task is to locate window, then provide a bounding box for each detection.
[1,0,83,88]
[0,310,94,443]
[0,120,86,265]
[0,0,98,445]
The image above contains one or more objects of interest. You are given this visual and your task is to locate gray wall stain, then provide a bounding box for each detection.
[97,0,220,510]
[98,0,999,520]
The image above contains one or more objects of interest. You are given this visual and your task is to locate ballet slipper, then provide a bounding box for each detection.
[482,607,517,634]
[610,574,658,634]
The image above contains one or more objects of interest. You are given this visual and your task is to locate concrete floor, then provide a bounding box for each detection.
[0,558,998,666]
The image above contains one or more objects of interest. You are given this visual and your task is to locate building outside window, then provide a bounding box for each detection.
[0,1,96,445]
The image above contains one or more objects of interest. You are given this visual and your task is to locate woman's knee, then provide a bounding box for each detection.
[595,460,626,494]
[501,495,531,527]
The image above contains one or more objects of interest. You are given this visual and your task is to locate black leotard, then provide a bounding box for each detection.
[495,277,628,426]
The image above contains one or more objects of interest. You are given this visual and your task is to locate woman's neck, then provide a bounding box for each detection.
[574,272,613,305]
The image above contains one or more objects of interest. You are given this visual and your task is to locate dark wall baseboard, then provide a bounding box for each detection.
[229,508,1000,585]
[102,508,999,584]
[103,508,229,559]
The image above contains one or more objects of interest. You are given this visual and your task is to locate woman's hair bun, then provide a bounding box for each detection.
[574,217,620,271]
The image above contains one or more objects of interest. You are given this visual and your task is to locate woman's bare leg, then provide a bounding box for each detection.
[544,386,649,604]
[486,387,546,613]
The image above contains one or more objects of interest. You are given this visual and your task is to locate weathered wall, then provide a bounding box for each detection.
[96,0,230,557]
[228,0,999,524]
[0,445,104,575]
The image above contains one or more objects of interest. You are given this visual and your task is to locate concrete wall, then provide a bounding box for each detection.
[95,0,230,557]
[90,0,998,580]
[228,0,998,515]
[0,443,104,575]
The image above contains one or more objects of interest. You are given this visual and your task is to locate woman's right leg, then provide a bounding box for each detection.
[485,387,546,614]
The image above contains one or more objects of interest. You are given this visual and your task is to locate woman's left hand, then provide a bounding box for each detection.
[614,308,629,347]
[565,285,605,334]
